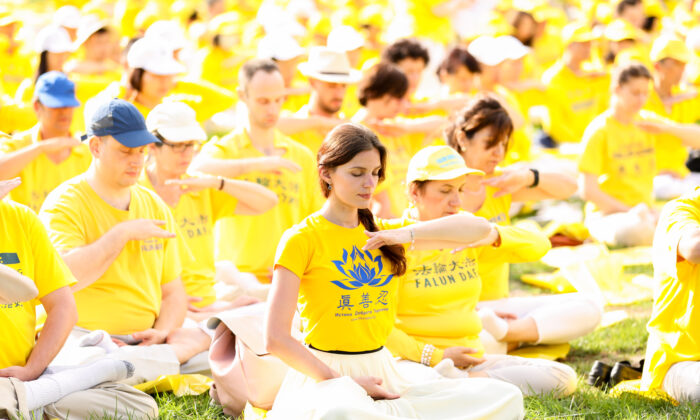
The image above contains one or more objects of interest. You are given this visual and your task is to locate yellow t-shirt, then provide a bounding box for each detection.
[641,189,700,391]
[644,90,700,177]
[200,46,249,93]
[200,129,323,282]
[0,125,92,213]
[0,95,36,134]
[475,184,552,301]
[0,200,75,369]
[542,61,609,143]
[39,176,181,335]
[579,110,670,213]
[387,215,484,365]
[139,173,238,308]
[274,212,409,352]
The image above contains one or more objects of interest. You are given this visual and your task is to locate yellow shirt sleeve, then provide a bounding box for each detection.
[274,226,311,280]
[22,202,76,298]
[386,327,445,367]
[578,121,607,175]
[39,188,88,253]
[490,223,551,264]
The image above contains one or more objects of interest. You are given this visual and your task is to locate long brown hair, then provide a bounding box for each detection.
[317,123,407,276]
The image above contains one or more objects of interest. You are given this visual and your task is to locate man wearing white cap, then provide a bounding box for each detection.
[192,59,323,284]
[279,46,361,155]
[66,15,119,77]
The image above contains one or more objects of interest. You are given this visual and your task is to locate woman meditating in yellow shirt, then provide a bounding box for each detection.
[264,123,524,419]
[579,62,700,247]
[141,102,278,314]
[385,145,577,397]
[446,96,602,354]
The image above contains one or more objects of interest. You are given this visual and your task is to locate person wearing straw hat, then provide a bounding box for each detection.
[279,46,361,155]
[0,71,90,213]
[264,122,524,420]
[541,21,609,146]
[640,188,700,403]
[645,36,700,199]
[192,59,323,285]
[141,101,277,310]
[0,176,158,420]
[385,145,577,397]
[40,99,209,382]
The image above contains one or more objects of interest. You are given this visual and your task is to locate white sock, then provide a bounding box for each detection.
[24,359,133,410]
[78,330,119,353]
[479,308,510,340]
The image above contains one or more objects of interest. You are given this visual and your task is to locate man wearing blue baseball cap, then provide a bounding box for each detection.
[39,98,208,387]
[0,71,91,212]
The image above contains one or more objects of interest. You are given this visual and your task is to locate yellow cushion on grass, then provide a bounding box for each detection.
[509,343,570,360]
[133,374,212,397]
[609,379,678,405]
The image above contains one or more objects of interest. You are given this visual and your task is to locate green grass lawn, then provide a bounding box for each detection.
[138,263,700,419]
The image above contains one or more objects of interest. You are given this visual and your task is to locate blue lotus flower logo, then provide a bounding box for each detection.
[331,246,394,290]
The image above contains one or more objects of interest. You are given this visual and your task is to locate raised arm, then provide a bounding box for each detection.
[165,176,279,215]
[190,155,301,179]
[0,137,81,180]
[364,213,493,251]
[61,219,175,292]
[485,166,578,202]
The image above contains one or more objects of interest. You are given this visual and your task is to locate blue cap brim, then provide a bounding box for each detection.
[112,129,161,148]
[37,93,80,108]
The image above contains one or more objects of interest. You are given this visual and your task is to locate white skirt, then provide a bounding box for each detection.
[267,347,524,420]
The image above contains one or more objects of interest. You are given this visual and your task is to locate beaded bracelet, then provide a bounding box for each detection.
[421,344,436,366]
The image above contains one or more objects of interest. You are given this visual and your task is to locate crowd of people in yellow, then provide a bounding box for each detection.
[1,0,700,418]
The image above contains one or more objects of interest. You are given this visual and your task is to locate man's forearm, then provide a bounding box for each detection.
[0,143,43,180]
[62,226,127,292]
[190,157,258,178]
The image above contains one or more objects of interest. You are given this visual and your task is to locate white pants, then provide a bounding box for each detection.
[398,355,577,397]
[268,347,524,420]
[50,327,181,386]
[654,173,700,201]
[585,208,656,247]
[479,293,603,354]
[662,361,700,403]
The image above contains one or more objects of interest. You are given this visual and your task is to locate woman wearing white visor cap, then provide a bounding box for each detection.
[142,101,278,312]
